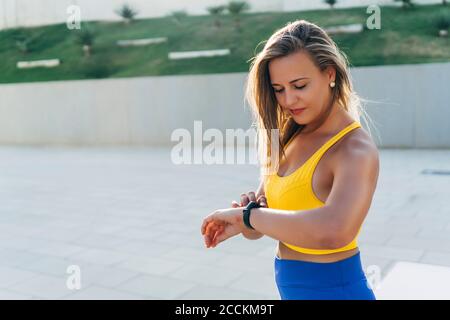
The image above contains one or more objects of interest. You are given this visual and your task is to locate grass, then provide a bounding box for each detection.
[0,4,449,84]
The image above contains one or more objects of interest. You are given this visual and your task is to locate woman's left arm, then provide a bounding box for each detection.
[202,139,379,249]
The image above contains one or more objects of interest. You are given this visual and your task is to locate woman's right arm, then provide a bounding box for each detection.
[237,180,265,240]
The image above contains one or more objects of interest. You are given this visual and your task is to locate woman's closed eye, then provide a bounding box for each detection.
[273,84,307,93]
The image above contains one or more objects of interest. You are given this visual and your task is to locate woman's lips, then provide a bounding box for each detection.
[290,108,306,115]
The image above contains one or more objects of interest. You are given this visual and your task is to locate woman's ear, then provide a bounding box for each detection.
[325,66,336,82]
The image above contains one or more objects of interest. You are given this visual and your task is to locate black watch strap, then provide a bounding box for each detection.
[243,201,260,230]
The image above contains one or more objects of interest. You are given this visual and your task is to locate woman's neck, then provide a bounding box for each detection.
[300,103,354,137]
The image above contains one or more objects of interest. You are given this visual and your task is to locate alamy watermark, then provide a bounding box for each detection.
[66,265,81,290]
[366,5,381,30]
[171,121,280,174]
[365,264,382,290]
[66,5,81,30]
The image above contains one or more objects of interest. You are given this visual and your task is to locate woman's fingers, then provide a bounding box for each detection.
[204,234,211,247]
[235,192,257,208]
[201,219,208,235]
[205,222,225,248]
[241,191,258,206]
[240,193,250,207]
[257,195,267,207]
[231,200,240,208]
[206,221,219,236]
[201,217,208,235]
[210,227,223,248]
[205,222,215,235]
[248,191,257,202]
[210,223,241,247]
[204,221,223,242]
[212,225,224,243]
[201,213,217,235]
[204,223,216,247]
[201,207,243,248]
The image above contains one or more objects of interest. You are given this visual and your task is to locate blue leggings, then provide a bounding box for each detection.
[274,251,376,300]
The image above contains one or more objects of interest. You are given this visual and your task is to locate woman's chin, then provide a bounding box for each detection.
[292,117,308,125]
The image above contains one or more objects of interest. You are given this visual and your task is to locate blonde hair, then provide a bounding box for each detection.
[245,20,375,181]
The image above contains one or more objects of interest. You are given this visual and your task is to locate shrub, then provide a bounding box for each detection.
[324,0,337,9]
[435,14,450,30]
[227,1,250,29]
[11,28,36,54]
[80,57,114,79]
[394,0,414,9]
[115,4,138,24]
[207,5,226,28]
[74,26,95,57]
[170,10,188,26]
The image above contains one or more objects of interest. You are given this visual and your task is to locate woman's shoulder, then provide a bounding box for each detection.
[347,125,378,153]
[327,126,380,199]
[335,126,379,170]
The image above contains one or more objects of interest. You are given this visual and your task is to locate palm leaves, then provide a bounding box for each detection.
[115,4,138,24]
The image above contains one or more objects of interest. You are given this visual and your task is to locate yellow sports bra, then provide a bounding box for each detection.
[264,121,362,255]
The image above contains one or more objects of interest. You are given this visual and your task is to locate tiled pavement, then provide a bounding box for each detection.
[0,147,449,299]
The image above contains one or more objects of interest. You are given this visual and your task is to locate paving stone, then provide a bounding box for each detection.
[117,275,195,299]
[10,275,73,299]
[68,248,133,266]
[227,271,279,299]
[359,244,425,262]
[170,263,244,287]
[0,147,449,299]
[0,266,39,288]
[0,289,33,300]
[117,256,185,276]
[178,284,275,300]
[63,285,146,300]
[421,251,450,267]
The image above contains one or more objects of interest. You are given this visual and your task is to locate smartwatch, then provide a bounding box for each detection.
[243,201,261,230]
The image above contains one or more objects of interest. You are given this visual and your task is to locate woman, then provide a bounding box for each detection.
[201,20,379,300]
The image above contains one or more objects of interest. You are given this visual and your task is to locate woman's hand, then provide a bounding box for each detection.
[201,191,267,248]
[201,207,246,248]
[234,192,266,240]
[232,191,267,209]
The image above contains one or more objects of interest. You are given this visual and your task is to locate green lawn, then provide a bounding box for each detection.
[0,4,449,84]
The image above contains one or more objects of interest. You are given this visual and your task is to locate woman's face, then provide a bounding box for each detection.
[268,50,335,125]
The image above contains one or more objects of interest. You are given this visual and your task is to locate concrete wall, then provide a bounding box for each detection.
[0,62,449,147]
[0,73,253,146]
[0,0,442,30]
[351,63,450,148]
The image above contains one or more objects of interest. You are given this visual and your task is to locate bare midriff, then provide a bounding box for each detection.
[276,241,360,263]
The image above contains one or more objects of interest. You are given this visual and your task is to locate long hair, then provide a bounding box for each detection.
[245,20,375,182]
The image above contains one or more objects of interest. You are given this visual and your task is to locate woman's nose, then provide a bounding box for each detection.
[285,89,299,107]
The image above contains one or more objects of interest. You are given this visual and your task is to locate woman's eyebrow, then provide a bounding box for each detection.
[271,77,309,86]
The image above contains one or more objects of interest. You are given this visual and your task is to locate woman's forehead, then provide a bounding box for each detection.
[268,51,316,83]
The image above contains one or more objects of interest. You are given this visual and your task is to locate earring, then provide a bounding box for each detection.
[330,81,335,88]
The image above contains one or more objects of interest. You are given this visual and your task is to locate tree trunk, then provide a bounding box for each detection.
[234,17,241,30]
[83,45,91,57]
